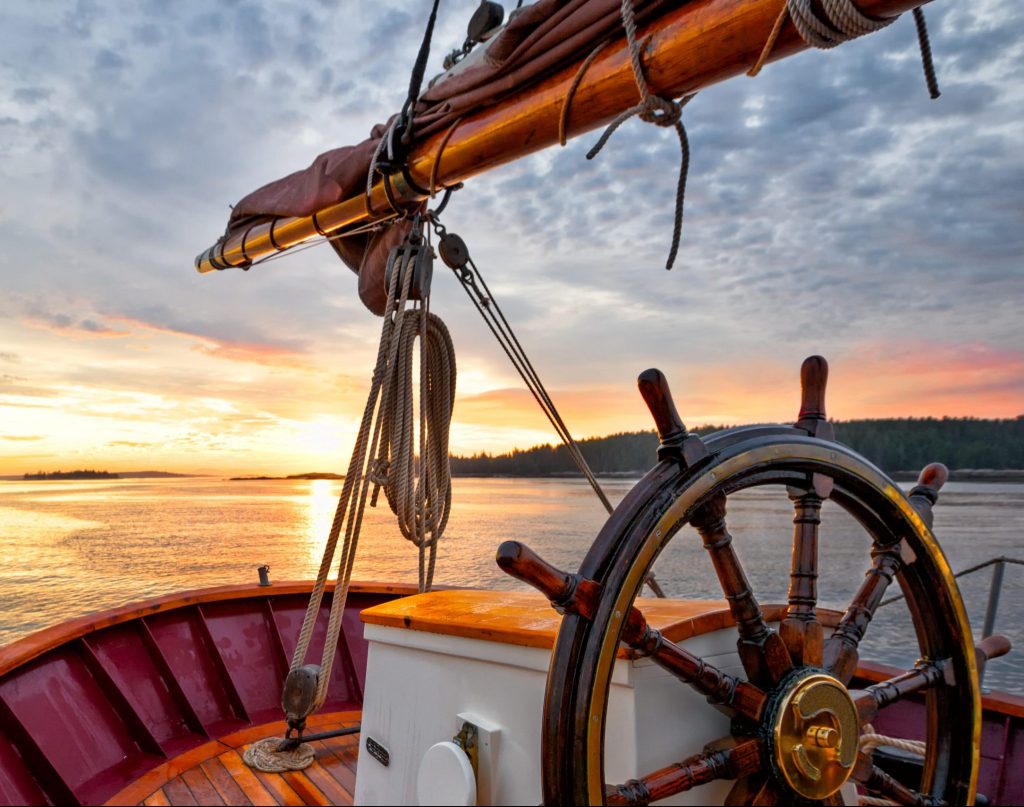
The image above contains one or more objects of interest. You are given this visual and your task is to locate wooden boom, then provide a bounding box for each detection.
[195,0,929,273]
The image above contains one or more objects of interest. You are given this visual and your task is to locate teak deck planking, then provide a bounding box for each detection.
[110,714,359,807]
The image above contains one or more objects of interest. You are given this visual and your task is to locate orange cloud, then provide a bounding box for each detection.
[106,314,310,367]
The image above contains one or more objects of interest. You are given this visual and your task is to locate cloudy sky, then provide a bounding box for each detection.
[0,0,1021,475]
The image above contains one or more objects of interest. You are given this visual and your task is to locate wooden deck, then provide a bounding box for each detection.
[104,712,360,806]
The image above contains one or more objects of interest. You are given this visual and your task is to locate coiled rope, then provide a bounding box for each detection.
[748,0,940,100]
[243,738,316,772]
[248,223,455,773]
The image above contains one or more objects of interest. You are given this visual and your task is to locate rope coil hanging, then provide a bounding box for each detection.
[748,0,940,99]
[247,218,456,772]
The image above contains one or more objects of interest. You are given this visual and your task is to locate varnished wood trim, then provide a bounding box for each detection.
[361,588,842,656]
[0,580,418,676]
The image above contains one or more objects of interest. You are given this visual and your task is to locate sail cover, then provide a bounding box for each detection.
[223,0,673,313]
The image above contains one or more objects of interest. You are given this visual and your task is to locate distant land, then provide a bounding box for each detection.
[23,469,120,480]
[17,469,200,480]
[229,472,345,481]
[450,417,1024,479]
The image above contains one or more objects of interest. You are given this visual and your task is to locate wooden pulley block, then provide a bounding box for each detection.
[281,664,321,726]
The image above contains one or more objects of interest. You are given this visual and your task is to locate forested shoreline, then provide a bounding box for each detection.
[450,418,1024,477]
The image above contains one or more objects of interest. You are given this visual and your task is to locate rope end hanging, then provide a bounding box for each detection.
[912,7,940,100]
[584,0,694,269]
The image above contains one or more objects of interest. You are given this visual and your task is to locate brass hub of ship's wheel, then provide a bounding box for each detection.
[498,357,1012,806]
[765,671,858,800]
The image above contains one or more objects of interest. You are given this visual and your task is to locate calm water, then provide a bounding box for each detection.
[1,477,1021,692]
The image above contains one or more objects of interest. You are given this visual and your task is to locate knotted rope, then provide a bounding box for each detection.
[248,223,456,772]
[585,0,695,270]
[748,0,940,100]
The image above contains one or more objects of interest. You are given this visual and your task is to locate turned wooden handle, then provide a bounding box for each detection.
[496,540,574,602]
[798,355,829,421]
[638,368,687,442]
[977,634,1011,663]
[916,462,949,492]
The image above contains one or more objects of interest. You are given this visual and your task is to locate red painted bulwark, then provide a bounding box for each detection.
[0,582,413,806]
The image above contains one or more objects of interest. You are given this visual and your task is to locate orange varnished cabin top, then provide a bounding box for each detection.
[359,588,843,654]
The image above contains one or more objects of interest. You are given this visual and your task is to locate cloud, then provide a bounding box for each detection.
[21,313,130,339]
[0,434,44,441]
[0,0,1021,473]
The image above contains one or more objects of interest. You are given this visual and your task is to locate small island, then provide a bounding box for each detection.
[24,469,120,480]
[229,472,345,481]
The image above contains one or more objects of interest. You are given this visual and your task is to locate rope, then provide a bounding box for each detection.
[243,738,315,772]
[436,219,666,596]
[258,222,454,769]
[400,0,442,143]
[857,724,927,806]
[559,40,609,146]
[748,0,939,99]
[585,0,694,270]
[374,305,456,590]
[430,117,464,198]
[859,726,926,758]
[912,7,940,100]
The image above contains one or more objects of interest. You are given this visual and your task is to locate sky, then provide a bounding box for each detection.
[0,0,1021,475]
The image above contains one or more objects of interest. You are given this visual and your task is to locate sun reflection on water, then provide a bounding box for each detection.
[304,479,341,571]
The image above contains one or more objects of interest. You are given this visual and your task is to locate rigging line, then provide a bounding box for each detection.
[461,256,613,512]
[441,228,666,597]
[434,218,666,595]
[450,248,614,513]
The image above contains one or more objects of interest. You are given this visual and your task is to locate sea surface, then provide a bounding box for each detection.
[1,476,1021,693]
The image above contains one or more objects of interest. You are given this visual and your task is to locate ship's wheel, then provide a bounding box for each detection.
[499,357,1009,806]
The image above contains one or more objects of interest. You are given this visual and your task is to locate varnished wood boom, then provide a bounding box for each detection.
[196,0,931,273]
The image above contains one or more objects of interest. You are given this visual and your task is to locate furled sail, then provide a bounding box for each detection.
[196,0,930,312]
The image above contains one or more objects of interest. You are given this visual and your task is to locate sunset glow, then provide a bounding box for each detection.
[1,2,1021,478]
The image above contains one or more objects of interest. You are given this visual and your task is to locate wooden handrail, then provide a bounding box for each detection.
[195,0,929,273]
[0,580,419,677]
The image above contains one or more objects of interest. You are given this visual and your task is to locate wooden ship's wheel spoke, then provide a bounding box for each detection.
[690,493,793,687]
[496,540,767,722]
[604,738,763,806]
[825,462,949,683]
[724,774,789,806]
[825,544,904,684]
[852,752,945,806]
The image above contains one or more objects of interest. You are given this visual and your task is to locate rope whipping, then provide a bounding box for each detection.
[247,218,456,772]
[432,217,666,598]
[584,0,696,271]
[748,0,940,99]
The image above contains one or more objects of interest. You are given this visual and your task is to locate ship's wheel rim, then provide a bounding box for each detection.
[542,428,980,805]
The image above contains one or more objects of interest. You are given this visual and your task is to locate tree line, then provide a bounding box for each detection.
[450,417,1024,476]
